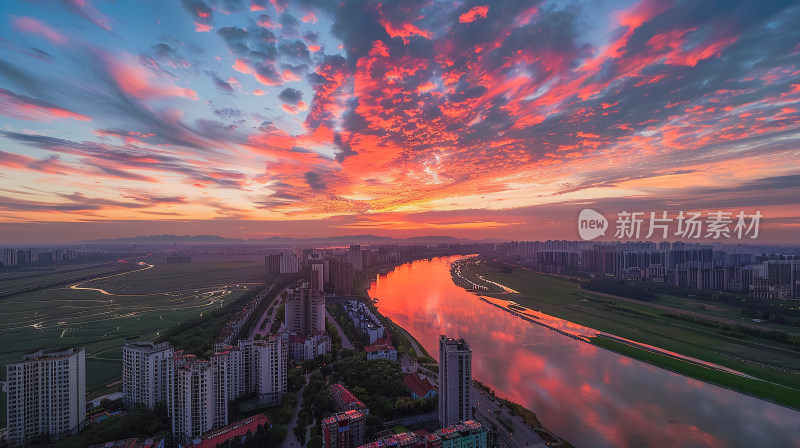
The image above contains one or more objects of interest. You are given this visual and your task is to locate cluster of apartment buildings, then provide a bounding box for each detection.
[122,336,287,443]
[1,248,78,267]
[283,265,332,362]
[496,240,800,299]
[321,334,482,448]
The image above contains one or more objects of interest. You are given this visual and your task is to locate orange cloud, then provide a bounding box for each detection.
[459,5,489,24]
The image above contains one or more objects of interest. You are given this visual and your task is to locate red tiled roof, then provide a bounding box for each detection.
[330,383,367,411]
[364,344,395,352]
[403,372,436,398]
[193,414,270,448]
[365,337,395,353]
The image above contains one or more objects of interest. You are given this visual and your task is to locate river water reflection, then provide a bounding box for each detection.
[368,256,800,447]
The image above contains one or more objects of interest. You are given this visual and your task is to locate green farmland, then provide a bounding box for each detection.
[0,261,266,427]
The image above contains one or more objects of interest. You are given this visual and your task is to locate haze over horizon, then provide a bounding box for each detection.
[1,0,800,245]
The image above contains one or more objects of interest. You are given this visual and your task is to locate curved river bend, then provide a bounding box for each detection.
[368,256,800,448]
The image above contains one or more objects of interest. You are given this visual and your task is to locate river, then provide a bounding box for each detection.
[368,256,800,447]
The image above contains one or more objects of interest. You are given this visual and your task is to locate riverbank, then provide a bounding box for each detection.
[356,260,437,363]
[360,257,574,446]
[456,259,800,410]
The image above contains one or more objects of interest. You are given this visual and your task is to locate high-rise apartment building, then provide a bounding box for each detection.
[2,248,17,267]
[284,280,330,362]
[164,336,287,443]
[169,354,213,440]
[266,253,280,274]
[265,253,299,274]
[330,258,354,295]
[439,336,472,427]
[5,348,86,446]
[322,410,366,448]
[285,285,325,337]
[348,245,363,271]
[309,253,325,292]
[26,248,38,264]
[122,340,174,409]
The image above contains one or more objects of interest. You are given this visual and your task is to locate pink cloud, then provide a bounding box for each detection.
[0,88,91,122]
[12,17,68,45]
[194,22,213,32]
[301,11,317,24]
[281,101,308,114]
[104,53,198,100]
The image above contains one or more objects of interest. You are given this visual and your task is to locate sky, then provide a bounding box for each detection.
[0,0,799,244]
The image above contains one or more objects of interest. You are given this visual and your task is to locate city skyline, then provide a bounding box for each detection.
[1,0,799,244]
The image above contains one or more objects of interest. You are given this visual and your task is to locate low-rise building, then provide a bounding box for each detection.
[356,420,487,448]
[403,372,437,400]
[330,383,369,414]
[288,331,332,362]
[365,338,397,361]
[343,301,384,344]
[190,414,270,448]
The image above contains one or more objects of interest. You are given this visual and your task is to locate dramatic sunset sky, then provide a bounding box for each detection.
[1,0,799,244]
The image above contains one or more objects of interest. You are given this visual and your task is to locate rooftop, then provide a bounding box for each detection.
[192,414,270,448]
[403,372,437,398]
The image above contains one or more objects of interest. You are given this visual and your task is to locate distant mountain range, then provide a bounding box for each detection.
[85,234,498,246]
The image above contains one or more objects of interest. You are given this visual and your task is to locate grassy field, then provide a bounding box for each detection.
[466,261,800,407]
[80,262,265,295]
[592,337,800,408]
[0,262,133,295]
[0,261,265,427]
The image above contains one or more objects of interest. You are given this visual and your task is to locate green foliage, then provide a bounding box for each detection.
[328,304,370,350]
[156,287,264,357]
[661,312,799,347]
[332,355,425,420]
[307,435,323,448]
[288,368,305,393]
[270,425,287,445]
[58,404,168,448]
[270,304,285,334]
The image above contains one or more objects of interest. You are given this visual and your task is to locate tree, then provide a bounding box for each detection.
[308,435,323,448]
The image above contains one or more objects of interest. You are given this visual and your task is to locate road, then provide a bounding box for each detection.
[399,353,418,373]
[395,325,426,359]
[249,289,284,339]
[325,309,354,350]
[280,374,309,448]
[472,384,547,448]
